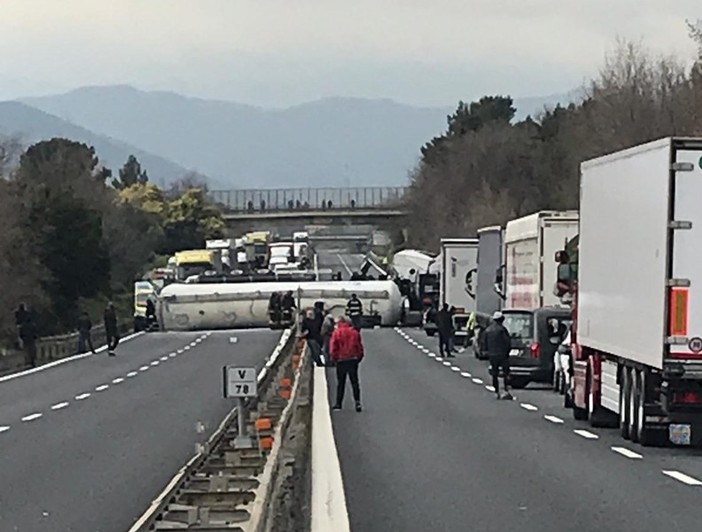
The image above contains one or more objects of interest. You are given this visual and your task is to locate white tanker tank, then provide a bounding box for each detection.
[158,280,402,331]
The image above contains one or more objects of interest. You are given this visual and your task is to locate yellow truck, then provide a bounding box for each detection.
[174,249,218,281]
[244,231,271,269]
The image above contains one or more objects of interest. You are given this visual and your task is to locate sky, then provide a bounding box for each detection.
[0,0,699,107]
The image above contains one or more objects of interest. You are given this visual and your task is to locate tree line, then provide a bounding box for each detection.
[0,138,225,344]
[403,29,702,251]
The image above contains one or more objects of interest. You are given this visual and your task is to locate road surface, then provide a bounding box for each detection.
[316,249,365,280]
[327,327,702,532]
[0,329,282,532]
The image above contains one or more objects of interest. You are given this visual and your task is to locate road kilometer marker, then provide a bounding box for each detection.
[573,429,599,440]
[21,413,42,422]
[544,415,564,424]
[50,402,69,411]
[520,403,538,412]
[611,446,643,459]
[662,470,702,486]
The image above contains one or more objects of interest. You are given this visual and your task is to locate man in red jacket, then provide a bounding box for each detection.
[330,315,365,412]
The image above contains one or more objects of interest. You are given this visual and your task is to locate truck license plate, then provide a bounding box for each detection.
[669,424,692,446]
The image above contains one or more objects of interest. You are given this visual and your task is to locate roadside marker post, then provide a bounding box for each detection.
[223,366,257,448]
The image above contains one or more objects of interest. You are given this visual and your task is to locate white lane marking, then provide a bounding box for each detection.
[0,426,10,433]
[0,331,145,383]
[434,358,444,363]
[442,361,452,367]
[485,385,496,392]
[168,353,177,358]
[312,366,351,531]
[460,372,472,378]
[139,366,149,371]
[51,402,70,411]
[112,377,125,384]
[229,337,238,344]
[75,393,91,400]
[611,446,643,459]
[184,346,191,351]
[336,253,353,277]
[573,429,599,440]
[428,353,436,358]
[95,384,109,392]
[127,371,138,378]
[472,378,484,384]
[160,356,168,361]
[21,413,42,422]
[451,367,461,372]
[520,403,538,412]
[544,415,564,424]
[421,348,429,353]
[177,349,184,354]
[662,470,702,486]
[150,361,160,366]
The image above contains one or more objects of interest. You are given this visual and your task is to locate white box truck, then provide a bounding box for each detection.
[569,137,702,446]
[466,226,503,317]
[439,238,478,341]
[496,211,578,310]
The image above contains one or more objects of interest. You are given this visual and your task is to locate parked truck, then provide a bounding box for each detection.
[439,238,478,343]
[495,210,578,310]
[561,137,702,446]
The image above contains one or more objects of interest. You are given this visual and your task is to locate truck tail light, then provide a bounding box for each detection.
[530,342,541,358]
[673,391,702,404]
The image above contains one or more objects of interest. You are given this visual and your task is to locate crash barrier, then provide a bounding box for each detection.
[129,326,313,531]
[0,322,132,375]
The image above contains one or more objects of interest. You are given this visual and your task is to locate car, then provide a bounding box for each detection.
[495,307,572,389]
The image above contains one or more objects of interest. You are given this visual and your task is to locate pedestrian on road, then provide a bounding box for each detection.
[77,311,96,354]
[301,308,325,367]
[14,303,29,350]
[320,313,335,364]
[435,303,454,358]
[268,291,282,326]
[281,290,296,324]
[484,311,513,400]
[104,302,119,356]
[346,293,363,329]
[19,315,38,368]
[330,316,364,412]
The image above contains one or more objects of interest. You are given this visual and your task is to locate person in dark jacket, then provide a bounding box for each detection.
[281,291,296,323]
[483,311,513,399]
[346,294,363,329]
[268,292,282,326]
[145,298,157,329]
[330,316,365,412]
[19,315,38,368]
[15,303,29,349]
[77,311,96,354]
[301,308,324,367]
[320,313,335,364]
[435,303,454,358]
[104,302,119,356]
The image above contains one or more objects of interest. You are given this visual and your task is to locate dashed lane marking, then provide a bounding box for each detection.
[127,371,138,378]
[573,429,599,440]
[112,377,125,384]
[139,366,149,372]
[611,446,643,459]
[75,393,91,400]
[544,415,564,424]
[460,372,472,378]
[21,413,42,422]
[520,403,538,412]
[150,361,160,366]
[451,367,461,372]
[662,470,702,486]
[160,356,168,361]
[442,361,452,367]
[428,353,436,358]
[485,385,496,392]
[50,402,70,411]
[0,426,9,433]
[95,384,109,392]
[168,353,177,358]
[472,378,484,384]
[177,349,184,354]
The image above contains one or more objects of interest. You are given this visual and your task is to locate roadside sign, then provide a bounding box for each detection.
[223,366,257,398]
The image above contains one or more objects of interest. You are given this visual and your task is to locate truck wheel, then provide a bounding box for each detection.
[634,371,662,446]
[629,370,640,443]
[619,368,631,440]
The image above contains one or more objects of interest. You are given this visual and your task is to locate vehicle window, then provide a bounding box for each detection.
[503,313,533,340]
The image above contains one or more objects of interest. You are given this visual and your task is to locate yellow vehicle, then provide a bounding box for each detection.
[244,231,270,268]
[174,249,216,281]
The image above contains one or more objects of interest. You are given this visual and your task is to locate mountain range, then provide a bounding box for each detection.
[2,86,571,188]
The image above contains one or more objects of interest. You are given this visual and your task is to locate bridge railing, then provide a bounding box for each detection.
[210,186,407,213]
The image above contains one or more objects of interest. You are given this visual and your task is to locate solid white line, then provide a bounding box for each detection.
[139,366,149,371]
[573,429,599,440]
[520,403,538,412]
[0,426,9,433]
[611,446,643,459]
[336,253,353,277]
[150,361,160,366]
[51,402,69,411]
[112,377,124,384]
[0,331,145,384]
[472,378,484,384]
[75,393,91,400]
[451,367,461,372]
[485,385,496,392]
[460,372,472,378]
[544,415,564,424]
[662,470,702,486]
[127,371,138,378]
[160,356,168,361]
[312,366,351,532]
[95,384,109,392]
[21,413,42,422]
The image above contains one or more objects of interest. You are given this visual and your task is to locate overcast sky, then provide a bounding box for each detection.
[0,1,699,107]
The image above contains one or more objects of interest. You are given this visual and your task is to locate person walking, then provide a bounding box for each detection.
[19,315,38,368]
[301,308,324,367]
[330,316,364,412]
[346,293,363,329]
[435,303,454,358]
[77,311,96,354]
[281,290,296,324]
[104,302,120,356]
[15,303,29,350]
[268,291,282,327]
[483,311,513,400]
[320,313,335,365]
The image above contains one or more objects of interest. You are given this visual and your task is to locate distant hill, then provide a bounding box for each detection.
[22,86,574,189]
[0,101,191,186]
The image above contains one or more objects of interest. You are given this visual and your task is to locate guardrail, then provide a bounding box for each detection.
[130,326,311,531]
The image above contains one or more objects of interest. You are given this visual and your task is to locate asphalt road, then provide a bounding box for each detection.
[316,250,365,280]
[0,329,282,532]
[329,327,702,532]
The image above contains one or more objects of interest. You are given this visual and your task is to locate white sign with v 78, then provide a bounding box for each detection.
[223,366,257,398]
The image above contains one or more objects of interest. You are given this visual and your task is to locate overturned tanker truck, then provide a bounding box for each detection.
[158,279,403,331]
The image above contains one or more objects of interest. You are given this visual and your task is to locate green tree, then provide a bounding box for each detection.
[162,188,225,254]
[113,154,148,189]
